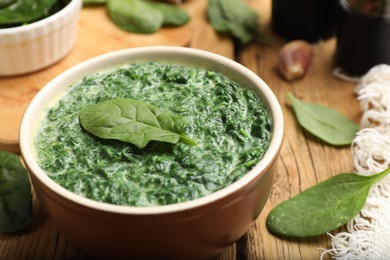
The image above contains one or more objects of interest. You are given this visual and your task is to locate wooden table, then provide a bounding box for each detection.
[0,0,360,259]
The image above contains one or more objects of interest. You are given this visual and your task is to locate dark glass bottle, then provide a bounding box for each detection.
[271,0,339,42]
[335,0,390,76]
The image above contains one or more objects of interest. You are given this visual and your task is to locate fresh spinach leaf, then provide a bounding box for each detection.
[107,0,164,33]
[148,0,189,26]
[107,0,189,34]
[287,93,359,146]
[267,167,390,237]
[0,0,58,27]
[207,0,260,44]
[78,98,197,148]
[0,151,32,233]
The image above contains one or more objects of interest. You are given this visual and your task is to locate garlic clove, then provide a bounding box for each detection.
[277,40,313,81]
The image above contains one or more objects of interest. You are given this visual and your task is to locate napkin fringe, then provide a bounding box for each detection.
[322,64,390,259]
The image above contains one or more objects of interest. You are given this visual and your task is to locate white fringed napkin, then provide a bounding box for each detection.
[324,64,390,259]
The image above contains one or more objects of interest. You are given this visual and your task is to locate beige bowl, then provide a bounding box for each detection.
[20,46,284,259]
[0,0,82,76]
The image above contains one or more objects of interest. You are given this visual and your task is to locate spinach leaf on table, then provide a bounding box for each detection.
[0,0,58,27]
[78,98,197,149]
[149,0,189,26]
[288,93,359,146]
[207,0,263,44]
[107,0,189,34]
[107,0,164,34]
[0,151,32,233]
[266,167,390,237]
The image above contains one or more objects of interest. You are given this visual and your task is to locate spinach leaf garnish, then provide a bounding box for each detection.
[207,0,265,44]
[106,0,189,34]
[78,98,196,148]
[266,167,390,237]
[0,0,58,27]
[288,92,359,146]
[0,151,32,233]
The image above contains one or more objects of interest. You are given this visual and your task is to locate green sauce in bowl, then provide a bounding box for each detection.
[34,62,272,207]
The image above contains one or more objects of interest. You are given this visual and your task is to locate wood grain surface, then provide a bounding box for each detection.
[0,0,361,259]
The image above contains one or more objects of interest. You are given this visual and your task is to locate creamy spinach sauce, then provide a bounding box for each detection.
[34,62,272,207]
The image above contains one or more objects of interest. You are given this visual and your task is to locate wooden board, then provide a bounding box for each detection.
[0,5,191,153]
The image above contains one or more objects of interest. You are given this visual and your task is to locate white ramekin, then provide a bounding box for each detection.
[0,0,82,76]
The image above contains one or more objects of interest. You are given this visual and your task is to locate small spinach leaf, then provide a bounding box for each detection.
[0,151,32,233]
[266,167,390,237]
[287,93,359,146]
[78,98,196,148]
[107,0,164,34]
[207,0,261,44]
[149,0,190,26]
[107,0,189,34]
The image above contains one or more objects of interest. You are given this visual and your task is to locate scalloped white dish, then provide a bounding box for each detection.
[0,0,82,76]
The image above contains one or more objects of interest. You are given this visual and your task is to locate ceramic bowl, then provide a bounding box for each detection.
[0,0,82,76]
[19,46,284,259]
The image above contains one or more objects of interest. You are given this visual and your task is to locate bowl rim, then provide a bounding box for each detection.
[0,0,82,35]
[20,46,284,215]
